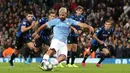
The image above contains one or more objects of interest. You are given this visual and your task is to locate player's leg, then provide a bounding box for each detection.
[41,39,67,67]
[42,38,50,54]
[23,47,30,64]
[82,45,97,66]
[41,39,58,64]
[66,44,73,67]
[9,37,23,66]
[26,41,37,64]
[71,43,78,67]
[96,47,110,67]
[50,42,68,66]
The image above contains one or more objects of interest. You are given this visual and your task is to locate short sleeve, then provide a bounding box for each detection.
[22,21,27,26]
[95,27,102,36]
[46,19,57,28]
[32,16,36,21]
[69,18,80,26]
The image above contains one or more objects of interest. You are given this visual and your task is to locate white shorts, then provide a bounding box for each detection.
[49,39,67,58]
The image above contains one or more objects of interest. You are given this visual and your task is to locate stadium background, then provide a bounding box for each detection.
[0,0,130,59]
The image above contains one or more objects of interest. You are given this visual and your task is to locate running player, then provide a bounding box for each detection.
[82,20,114,67]
[9,11,37,66]
[33,10,56,54]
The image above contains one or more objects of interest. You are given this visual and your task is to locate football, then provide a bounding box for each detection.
[42,61,53,71]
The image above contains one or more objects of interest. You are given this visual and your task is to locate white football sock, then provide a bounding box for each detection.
[42,54,49,62]
[50,58,59,66]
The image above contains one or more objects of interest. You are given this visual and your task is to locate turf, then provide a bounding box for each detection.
[0,63,130,73]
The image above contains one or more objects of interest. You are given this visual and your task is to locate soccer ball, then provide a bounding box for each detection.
[42,61,53,71]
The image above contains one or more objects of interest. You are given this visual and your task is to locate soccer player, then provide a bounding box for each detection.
[9,11,37,66]
[33,10,56,54]
[67,6,85,67]
[82,20,114,67]
[33,7,94,70]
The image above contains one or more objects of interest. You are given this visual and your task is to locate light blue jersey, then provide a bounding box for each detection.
[46,18,79,43]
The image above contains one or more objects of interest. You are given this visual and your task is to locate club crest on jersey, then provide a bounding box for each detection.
[66,22,71,26]
[23,22,26,24]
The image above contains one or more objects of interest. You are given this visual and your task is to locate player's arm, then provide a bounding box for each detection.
[32,18,56,38]
[32,24,47,37]
[110,27,115,44]
[70,18,94,33]
[21,22,34,32]
[92,28,104,45]
[33,21,39,31]
[77,23,94,33]
[70,26,78,34]
[93,34,104,45]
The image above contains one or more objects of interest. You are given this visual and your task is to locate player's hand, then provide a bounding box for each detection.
[34,34,40,40]
[31,21,35,28]
[32,39,35,43]
[89,26,94,34]
[78,30,82,34]
[99,41,104,45]
[32,32,38,37]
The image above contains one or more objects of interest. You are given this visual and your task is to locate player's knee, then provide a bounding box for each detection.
[47,48,56,56]
[58,54,67,63]
[102,48,110,56]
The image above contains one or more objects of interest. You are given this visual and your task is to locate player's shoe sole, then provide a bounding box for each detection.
[38,65,54,71]
[38,65,45,71]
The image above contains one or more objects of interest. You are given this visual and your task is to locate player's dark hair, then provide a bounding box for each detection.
[48,9,56,15]
[25,11,33,16]
[75,6,84,11]
[105,20,112,24]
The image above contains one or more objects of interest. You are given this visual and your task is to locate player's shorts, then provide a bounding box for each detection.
[90,44,108,53]
[15,36,32,50]
[67,36,78,44]
[34,37,50,48]
[49,39,67,58]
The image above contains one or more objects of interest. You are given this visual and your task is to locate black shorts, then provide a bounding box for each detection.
[90,44,107,53]
[15,36,32,50]
[34,37,50,48]
[67,36,78,44]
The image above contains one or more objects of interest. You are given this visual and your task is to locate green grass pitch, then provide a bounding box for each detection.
[0,63,130,73]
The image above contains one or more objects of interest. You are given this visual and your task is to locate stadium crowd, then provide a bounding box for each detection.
[0,0,130,58]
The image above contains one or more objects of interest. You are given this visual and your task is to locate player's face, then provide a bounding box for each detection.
[104,22,112,30]
[76,9,83,16]
[48,14,56,20]
[26,14,34,22]
[59,12,67,21]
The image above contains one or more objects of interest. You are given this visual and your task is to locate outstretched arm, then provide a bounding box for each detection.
[32,24,47,38]
[70,26,78,34]
[77,23,94,33]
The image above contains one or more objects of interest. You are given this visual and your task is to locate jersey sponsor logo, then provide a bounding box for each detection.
[57,26,69,30]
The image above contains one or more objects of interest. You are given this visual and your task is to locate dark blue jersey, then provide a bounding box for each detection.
[37,17,52,40]
[38,17,48,26]
[16,19,33,38]
[91,26,114,46]
[71,14,85,23]
[69,14,85,37]
[71,14,85,30]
